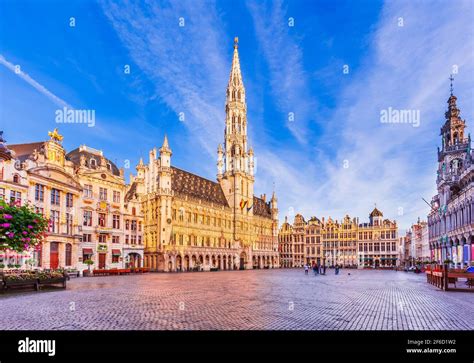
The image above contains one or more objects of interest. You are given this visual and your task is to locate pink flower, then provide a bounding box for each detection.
[3,214,12,220]
[7,232,14,238]
[27,225,33,229]
[33,219,38,223]
[2,223,10,228]
[24,244,29,249]
[22,231,28,235]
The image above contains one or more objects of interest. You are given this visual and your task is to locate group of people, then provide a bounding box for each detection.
[304,262,341,275]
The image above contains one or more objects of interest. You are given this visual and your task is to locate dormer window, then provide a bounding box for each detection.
[13,174,20,183]
[90,158,97,167]
[107,163,111,171]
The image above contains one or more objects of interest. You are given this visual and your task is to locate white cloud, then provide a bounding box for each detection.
[99,0,473,232]
[99,0,229,157]
[246,0,316,145]
[252,0,474,230]
[0,54,71,109]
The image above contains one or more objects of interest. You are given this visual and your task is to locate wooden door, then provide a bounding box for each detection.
[99,253,106,269]
[50,242,59,269]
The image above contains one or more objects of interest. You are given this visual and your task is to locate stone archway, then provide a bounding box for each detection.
[128,252,142,268]
[240,251,247,270]
[184,255,190,271]
[176,255,182,271]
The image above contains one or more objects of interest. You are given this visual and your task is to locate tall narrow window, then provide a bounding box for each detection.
[83,184,93,198]
[66,192,73,208]
[35,184,44,202]
[65,243,72,266]
[99,187,107,201]
[98,213,106,227]
[51,188,60,206]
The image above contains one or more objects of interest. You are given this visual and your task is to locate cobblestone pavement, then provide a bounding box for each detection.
[1,269,473,330]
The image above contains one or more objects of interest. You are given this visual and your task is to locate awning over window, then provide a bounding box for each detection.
[112,249,121,256]
[83,248,93,255]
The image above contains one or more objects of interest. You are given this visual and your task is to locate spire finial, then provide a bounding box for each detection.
[234,37,238,49]
[449,74,454,96]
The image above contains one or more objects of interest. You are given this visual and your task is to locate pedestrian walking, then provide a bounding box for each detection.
[335,264,340,275]
[313,264,318,275]
[323,265,327,275]
[304,264,309,275]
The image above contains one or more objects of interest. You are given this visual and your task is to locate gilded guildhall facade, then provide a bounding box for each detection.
[428,84,474,268]
[278,208,398,268]
[0,130,144,270]
[141,38,279,272]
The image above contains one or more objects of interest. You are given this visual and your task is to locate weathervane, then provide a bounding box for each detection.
[449,74,454,96]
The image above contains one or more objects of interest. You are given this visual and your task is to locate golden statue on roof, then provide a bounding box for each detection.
[48,128,63,143]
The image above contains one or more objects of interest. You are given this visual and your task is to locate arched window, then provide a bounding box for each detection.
[65,243,72,266]
[132,207,136,216]
[90,158,97,167]
[13,174,20,183]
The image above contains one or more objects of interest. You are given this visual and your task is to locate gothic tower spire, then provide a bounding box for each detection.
[441,75,466,149]
[221,36,250,176]
[219,37,255,220]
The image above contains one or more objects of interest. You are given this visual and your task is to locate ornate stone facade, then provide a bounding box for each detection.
[0,131,143,271]
[3,130,82,269]
[278,208,398,268]
[66,145,144,271]
[141,39,279,272]
[428,85,474,267]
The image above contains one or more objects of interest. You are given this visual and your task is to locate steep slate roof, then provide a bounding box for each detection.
[171,167,228,206]
[253,196,272,218]
[66,147,121,176]
[369,207,383,217]
[125,181,138,202]
[8,142,45,162]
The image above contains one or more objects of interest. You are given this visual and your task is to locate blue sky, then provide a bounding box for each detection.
[1,0,473,231]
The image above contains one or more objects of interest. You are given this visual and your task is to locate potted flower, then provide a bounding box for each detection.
[3,271,39,291]
[37,270,66,289]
